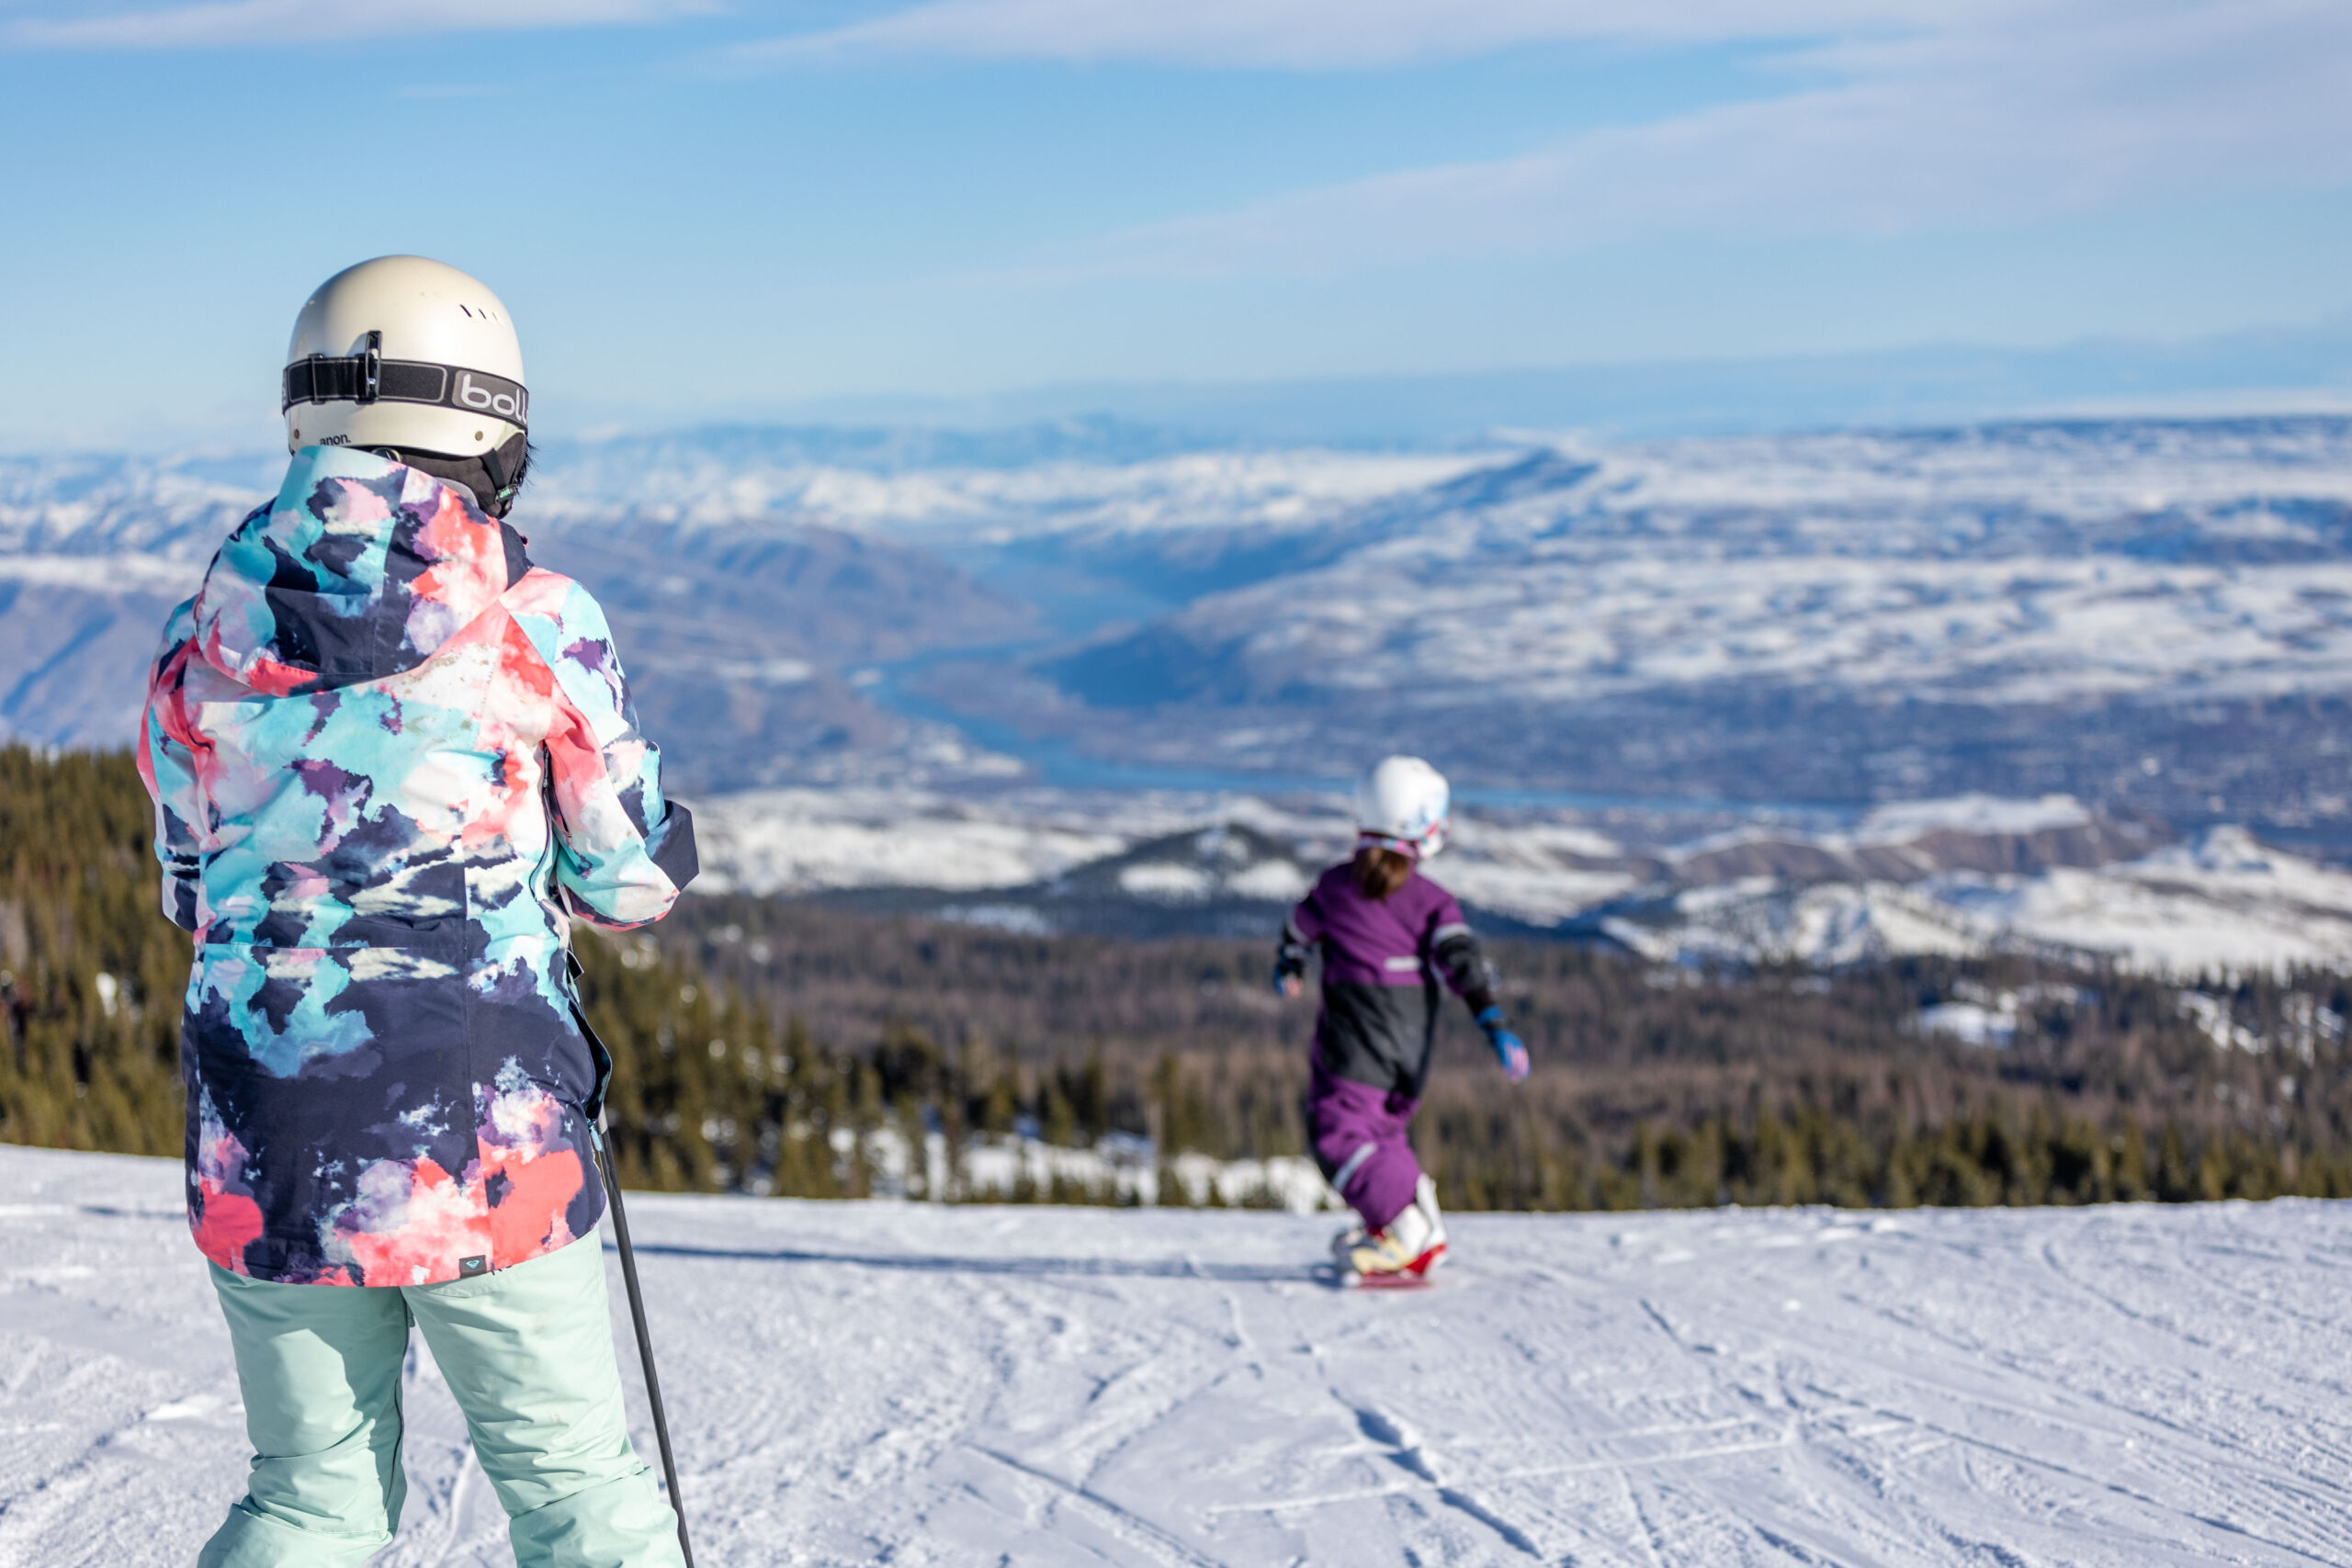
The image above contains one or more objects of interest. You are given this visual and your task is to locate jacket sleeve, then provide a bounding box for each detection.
[516,577,697,931]
[136,603,204,933]
[1274,881,1326,981]
[1426,889,1499,1016]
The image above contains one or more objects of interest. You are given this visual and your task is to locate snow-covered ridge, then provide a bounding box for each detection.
[1110,420,2352,710]
[1667,793,2097,863]
[690,786,2345,974]
[1853,793,2093,840]
[537,415,2352,546]
[8,417,2352,783]
[10,416,2352,844]
[0,552,199,591]
[694,787,1639,922]
[528,444,1491,541]
[693,788,1137,895]
[1602,827,2352,976]
[0,450,277,560]
[38,416,2338,556]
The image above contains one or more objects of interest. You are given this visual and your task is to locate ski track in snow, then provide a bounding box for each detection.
[6,1147,2352,1565]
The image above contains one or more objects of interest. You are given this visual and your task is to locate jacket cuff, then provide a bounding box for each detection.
[647,801,698,892]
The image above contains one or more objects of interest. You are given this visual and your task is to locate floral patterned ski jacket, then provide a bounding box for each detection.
[139,446,697,1287]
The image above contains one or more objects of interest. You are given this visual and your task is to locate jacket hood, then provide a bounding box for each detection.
[192,446,531,695]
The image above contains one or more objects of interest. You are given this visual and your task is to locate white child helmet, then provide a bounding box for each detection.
[1354,755,1451,859]
[282,256,527,462]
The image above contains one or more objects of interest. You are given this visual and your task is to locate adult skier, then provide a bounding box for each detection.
[1275,757,1530,1285]
[138,256,697,1566]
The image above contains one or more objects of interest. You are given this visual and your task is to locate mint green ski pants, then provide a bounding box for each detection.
[198,1229,686,1567]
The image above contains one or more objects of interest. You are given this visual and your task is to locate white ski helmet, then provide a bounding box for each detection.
[1354,755,1451,859]
[282,256,527,462]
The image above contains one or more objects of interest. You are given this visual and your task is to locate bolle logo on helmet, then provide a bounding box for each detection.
[455,372,526,423]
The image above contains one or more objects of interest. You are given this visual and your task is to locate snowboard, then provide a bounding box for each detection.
[1344,1267,1439,1291]
[1330,1240,1448,1290]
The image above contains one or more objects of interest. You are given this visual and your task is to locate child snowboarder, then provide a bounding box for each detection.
[1275,756,1529,1285]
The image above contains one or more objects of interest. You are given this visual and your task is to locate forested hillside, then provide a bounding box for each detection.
[7,745,2351,1210]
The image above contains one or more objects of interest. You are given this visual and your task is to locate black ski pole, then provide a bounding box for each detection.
[594,1119,696,1568]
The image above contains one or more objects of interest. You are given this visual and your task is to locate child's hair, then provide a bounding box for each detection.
[1351,844,1415,900]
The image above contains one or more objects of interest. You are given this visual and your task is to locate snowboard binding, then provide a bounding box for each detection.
[1336,1175,1448,1289]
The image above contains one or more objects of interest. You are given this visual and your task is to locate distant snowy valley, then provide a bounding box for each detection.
[9,415,2352,976]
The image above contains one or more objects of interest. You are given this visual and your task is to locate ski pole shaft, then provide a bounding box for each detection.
[594,1121,695,1568]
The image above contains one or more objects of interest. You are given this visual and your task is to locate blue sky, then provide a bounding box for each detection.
[2,0,2348,446]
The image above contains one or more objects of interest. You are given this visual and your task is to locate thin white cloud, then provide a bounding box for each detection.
[742,0,1958,70]
[978,0,2352,278]
[4,0,715,50]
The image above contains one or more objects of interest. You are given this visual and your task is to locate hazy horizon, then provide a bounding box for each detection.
[13,313,2352,457]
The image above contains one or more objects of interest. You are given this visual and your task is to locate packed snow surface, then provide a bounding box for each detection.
[11,1145,2352,1566]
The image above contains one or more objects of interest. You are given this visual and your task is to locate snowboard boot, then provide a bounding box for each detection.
[1341,1177,1448,1287]
[1415,1172,1443,1235]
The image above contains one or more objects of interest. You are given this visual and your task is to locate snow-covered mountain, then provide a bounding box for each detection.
[1059,417,2352,704]
[691,785,1637,934]
[0,451,281,744]
[0,446,1040,782]
[1593,824,2352,975]
[8,415,2352,830]
[526,424,1487,547]
[11,1144,2352,1567]
[686,784,2345,974]
[1013,418,2352,824]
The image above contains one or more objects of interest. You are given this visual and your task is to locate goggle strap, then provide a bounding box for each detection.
[283,348,527,432]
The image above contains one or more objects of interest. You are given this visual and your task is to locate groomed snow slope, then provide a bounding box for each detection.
[7,1145,2352,1566]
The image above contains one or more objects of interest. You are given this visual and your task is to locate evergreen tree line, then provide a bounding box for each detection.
[7,745,2352,1213]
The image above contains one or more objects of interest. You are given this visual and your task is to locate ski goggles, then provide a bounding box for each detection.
[283,332,528,432]
[1356,823,1449,860]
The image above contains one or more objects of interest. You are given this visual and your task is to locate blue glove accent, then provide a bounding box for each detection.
[1273,964,1304,998]
[1477,1006,1530,1082]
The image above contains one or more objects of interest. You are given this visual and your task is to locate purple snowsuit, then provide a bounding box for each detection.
[1279,863,1497,1230]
